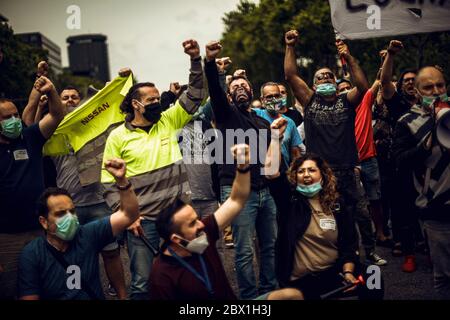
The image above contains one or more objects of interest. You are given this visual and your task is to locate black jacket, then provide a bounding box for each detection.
[275,186,358,288]
[204,59,271,190]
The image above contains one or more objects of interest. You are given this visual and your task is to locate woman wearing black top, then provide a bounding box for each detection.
[275,154,383,300]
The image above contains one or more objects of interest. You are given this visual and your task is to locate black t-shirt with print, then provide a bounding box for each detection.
[304,93,358,169]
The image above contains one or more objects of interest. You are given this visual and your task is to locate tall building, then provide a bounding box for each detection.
[15,32,63,75]
[67,34,110,83]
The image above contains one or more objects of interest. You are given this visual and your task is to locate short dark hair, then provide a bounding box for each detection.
[60,86,83,99]
[260,82,279,97]
[396,69,418,93]
[336,79,352,87]
[37,187,71,219]
[156,196,191,242]
[120,82,155,122]
[227,76,253,94]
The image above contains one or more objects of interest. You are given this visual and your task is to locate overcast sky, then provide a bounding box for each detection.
[1,0,250,89]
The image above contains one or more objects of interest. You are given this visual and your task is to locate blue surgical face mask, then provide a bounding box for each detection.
[421,93,448,108]
[54,212,80,241]
[296,181,323,198]
[0,116,22,139]
[316,83,337,97]
[281,97,288,108]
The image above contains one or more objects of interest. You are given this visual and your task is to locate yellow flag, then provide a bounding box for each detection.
[43,74,133,156]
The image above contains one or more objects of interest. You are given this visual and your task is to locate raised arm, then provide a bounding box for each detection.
[336,40,369,106]
[264,117,288,179]
[34,76,65,139]
[107,159,140,237]
[284,30,314,108]
[178,39,204,115]
[214,144,251,232]
[380,40,403,100]
[204,41,232,123]
[22,61,48,126]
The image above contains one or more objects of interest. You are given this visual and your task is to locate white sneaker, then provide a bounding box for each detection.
[367,252,388,266]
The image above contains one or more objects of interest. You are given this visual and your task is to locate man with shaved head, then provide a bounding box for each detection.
[393,66,450,298]
[284,30,369,254]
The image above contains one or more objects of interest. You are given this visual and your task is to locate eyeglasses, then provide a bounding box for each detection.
[264,93,282,100]
[315,72,335,81]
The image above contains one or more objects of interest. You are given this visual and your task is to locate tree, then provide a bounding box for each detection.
[220,0,450,97]
[1,23,106,111]
[0,22,48,108]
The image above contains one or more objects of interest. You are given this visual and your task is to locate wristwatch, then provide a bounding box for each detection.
[116,180,132,191]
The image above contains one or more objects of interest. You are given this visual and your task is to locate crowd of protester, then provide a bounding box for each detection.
[0,29,449,300]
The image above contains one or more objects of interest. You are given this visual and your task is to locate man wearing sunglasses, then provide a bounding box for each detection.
[284,30,369,244]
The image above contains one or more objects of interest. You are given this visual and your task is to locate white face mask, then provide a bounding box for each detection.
[176,232,209,254]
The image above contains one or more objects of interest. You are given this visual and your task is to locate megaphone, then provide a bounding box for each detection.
[436,107,450,150]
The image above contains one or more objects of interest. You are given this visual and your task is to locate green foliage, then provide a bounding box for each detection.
[55,70,104,99]
[0,23,105,110]
[221,0,450,97]
[0,23,48,107]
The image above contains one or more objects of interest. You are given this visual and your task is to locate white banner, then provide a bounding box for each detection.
[329,0,450,40]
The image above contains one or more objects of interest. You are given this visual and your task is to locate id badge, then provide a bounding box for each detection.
[13,149,29,161]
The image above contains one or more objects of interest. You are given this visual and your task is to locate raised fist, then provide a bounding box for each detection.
[118,67,132,77]
[285,30,299,47]
[205,41,222,62]
[387,40,403,55]
[38,95,48,107]
[34,76,54,94]
[270,117,288,140]
[169,82,181,95]
[379,49,388,61]
[105,158,127,181]
[37,61,49,77]
[233,69,247,78]
[231,144,250,168]
[183,39,200,59]
[216,57,232,73]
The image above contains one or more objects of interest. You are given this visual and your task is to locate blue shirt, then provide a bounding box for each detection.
[18,216,114,300]
[253,109,302,167]
[0,124,46,233]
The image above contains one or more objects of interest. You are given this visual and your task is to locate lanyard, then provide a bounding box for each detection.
[167,246,214,297]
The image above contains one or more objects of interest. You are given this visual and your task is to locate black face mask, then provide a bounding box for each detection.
[231,87,253,110]
[142,102,164,123]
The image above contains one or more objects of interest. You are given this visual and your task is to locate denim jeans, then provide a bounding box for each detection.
[354,169,376,255]
[360,157,382,201]
[127,219,160,300]
[423,220,450,299]
[220,186,278,299]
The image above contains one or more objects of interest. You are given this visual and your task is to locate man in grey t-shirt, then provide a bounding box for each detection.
[52,84,128,299]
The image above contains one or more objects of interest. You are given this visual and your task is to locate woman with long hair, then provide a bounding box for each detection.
[275,153,383,300]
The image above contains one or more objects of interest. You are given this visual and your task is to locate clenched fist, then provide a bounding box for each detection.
[216,57,232,73]
[231,144,251,169]
[183,39,200,59]
[270,117,288,140]
[37,61,49,77]
[118,67,132,77]
[34,76,55,94]
[387,40,403,55]
[205,41,222,62]
[105,158,127,181]
[285,30,299,47]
